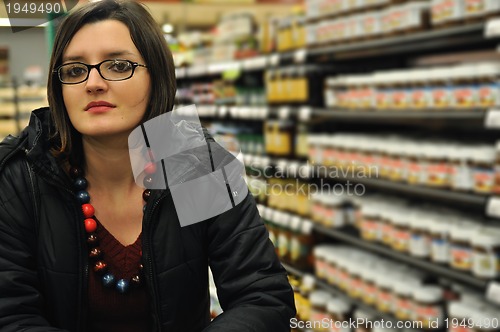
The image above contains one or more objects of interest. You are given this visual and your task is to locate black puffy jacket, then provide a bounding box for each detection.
[0,108,295,332]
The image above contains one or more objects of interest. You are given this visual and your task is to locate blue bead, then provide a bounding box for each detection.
[76,191,90,204]
[116,279,129,293]
[102,273,115,288]
[73,178,88,191]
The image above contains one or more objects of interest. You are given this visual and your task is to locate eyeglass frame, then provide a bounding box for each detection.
[53,59,148,85]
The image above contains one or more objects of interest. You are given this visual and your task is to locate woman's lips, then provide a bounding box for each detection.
[85,101,116,113]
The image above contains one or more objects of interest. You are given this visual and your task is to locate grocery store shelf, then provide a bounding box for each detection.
[328,174,488,208]
[176,23,500,79]
[312,224,490,290]
[281,262,397,323]
[309,23,498,61]
[243,153,492,213]
[190,105,497,129]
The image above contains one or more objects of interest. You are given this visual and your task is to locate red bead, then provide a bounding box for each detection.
[82,204,95,218]
[144,162,157,175]
[87,233,99,246]
[93,261,108,274]
[84,218,97,233]
[89,248,102,259]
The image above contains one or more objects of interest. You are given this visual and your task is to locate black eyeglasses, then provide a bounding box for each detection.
[53,59,147,84]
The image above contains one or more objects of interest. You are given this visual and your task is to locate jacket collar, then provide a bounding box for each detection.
[23,107,70,185]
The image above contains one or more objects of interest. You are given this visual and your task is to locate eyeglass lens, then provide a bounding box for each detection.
[59,60,135,83]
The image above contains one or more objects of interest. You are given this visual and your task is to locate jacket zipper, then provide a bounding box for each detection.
[142,190,168,331]
[34,172,88,332]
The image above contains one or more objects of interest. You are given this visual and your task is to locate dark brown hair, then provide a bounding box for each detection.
[47,0,176,161]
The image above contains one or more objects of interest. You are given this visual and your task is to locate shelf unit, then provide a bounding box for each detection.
[186,105,500,131]
[242,153,497,218]
[175,11,500,323]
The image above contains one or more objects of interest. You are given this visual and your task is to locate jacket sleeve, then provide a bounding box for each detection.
[204,192,296,332]
[0,160,67,332]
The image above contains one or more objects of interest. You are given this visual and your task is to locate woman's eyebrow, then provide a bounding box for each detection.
[62,51,136,63]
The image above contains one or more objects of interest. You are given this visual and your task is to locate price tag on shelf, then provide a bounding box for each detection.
[218,106,228,118]
[294,49,307,63]
[256,107,269,120]
[485,18,500,38]
[484,109,500,128]
[175,68,186,78]
[278,107,290,120]
[243,56,268,70]
[187,65,207,77]
[299,107,312,121]
[486,281,500,306]
[269,54,280,67]
[486,196,500,218]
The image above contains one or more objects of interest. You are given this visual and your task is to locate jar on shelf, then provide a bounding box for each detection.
[476,62,500,108]
[448,301,475,332]
[393,278,420,321]
[314,245,330,280]
[310,290,332,331]
[353,308,377,332]
[449,145,474,192]
[375,272,394,313]
[412,285,445,330]
[471,306,500,332]
[325,247,340,286]
[424,144,452,188]
[450,222,480,271]
[290,217,315,270]
[323,194,346,228]
[360,264,379,306]
[471,226,500,279]
[409,212,432,259]
[391,209,412,253]
[429,215,453,264]
[431,67,455,109]
[300,274,316,322]
[277,212,291,263]
[266,208,279,251]
[327,297,351,332]
[391,70,412,110]
[471,147,496,194]
[346,260,364,300]
[411,68,434,109]
[360,203,382,242]
[452,64,479,109]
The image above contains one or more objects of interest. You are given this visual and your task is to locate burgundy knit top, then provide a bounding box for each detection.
[87,221,150,331]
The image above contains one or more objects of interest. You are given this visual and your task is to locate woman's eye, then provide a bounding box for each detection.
[67,66,86,77]
[110,61,132,72]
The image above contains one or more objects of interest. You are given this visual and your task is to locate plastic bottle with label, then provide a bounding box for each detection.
[429,214,453,264]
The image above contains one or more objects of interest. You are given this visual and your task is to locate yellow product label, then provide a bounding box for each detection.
[296,79,308,102]
[297,194,310,216]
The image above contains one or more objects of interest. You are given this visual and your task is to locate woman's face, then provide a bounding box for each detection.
[61,19,150,139]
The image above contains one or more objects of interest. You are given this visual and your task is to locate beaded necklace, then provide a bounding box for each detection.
[70,166,153,294]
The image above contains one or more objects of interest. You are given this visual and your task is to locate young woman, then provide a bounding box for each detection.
[0,1,295,331]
